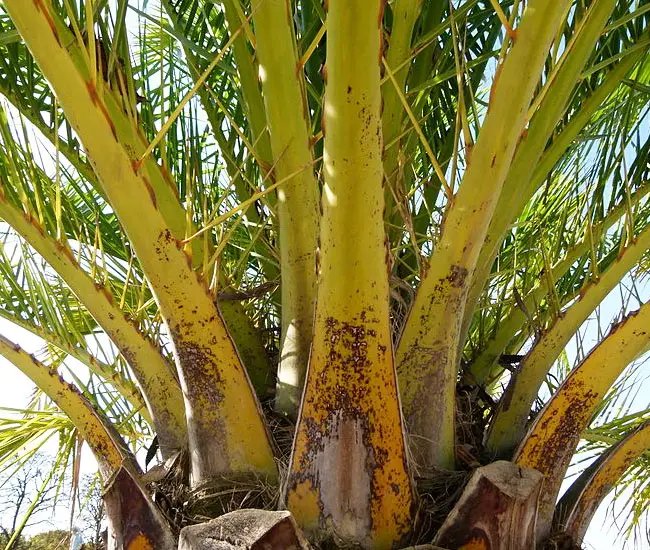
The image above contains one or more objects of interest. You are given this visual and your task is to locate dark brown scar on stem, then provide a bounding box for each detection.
[142,177,157,208]
[85,80,118,140]
[34,0,62,47]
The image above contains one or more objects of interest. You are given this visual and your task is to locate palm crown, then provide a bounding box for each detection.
[0,0,648,548]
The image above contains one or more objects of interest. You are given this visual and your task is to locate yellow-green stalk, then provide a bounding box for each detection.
[251,0,320,417]
[487,225,650,456]
[515,302,650,540]
[396,0,571,469]
[5,0,276,485]
[286,2,414,547]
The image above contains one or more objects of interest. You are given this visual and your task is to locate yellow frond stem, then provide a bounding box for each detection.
[0,310,149,422]
[0,191,185,454]
[514,302,650,540]
[468,181,650,384]
[0,334,126,476]
[5,0,276,483]
[251,0,320,418]
[487,225,650,456]
[286,2,413,546]
[396,0,571,470]
[561,420,650,541]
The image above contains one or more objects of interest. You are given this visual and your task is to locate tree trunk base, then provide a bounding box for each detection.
[178,509,311,550]
[434,461,542,550]
[104,466,176,550]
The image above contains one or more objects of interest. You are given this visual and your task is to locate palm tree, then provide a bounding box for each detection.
[0,0,648,547]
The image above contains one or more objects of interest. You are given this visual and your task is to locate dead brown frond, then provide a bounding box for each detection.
[411,468,471,544]
[184,472,280,524]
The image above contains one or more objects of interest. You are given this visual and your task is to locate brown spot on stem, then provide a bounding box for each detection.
[56,240,78,265]
[448,265,469,288]
[85,80,118,140]
[142,177,157,207]
[86,80,99,105]
[379,0,387,27]
[33,0,61,46]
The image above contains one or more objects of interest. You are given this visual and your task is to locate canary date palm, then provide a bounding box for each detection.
[0,0,648,548]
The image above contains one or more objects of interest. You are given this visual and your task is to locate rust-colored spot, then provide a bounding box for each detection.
[33,0,61,46]
[378,0,387,27]
[101,284,115,304]
[142,177,157,208]
[55,240,78,265]
[447,265,468,288]
[86,80,99,105]
[466,143,474,164]
[160,166,180,198]
[86,80,118,140]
